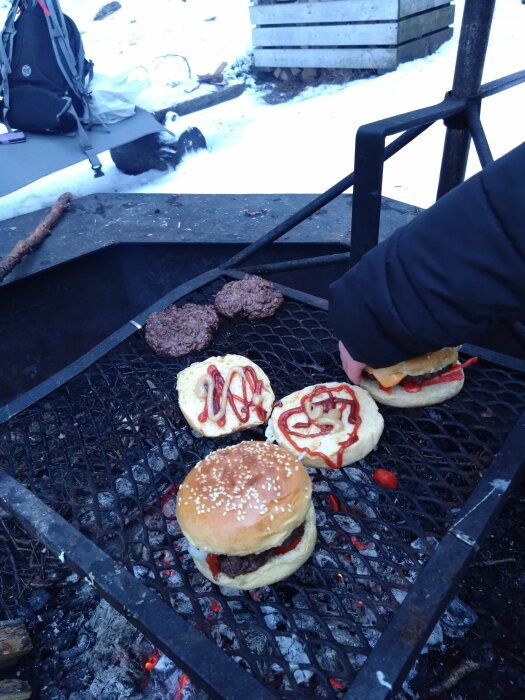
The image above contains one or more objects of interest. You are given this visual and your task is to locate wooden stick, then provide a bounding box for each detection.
[0,192,73,283]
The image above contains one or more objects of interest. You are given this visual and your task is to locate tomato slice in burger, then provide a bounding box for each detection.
[274,533,302,555]
[206,553,221,577]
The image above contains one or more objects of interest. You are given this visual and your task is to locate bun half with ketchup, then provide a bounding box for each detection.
[360,347,476,407]
[177,354,275,437]
[266,382,384,469]
[176,441,316,590]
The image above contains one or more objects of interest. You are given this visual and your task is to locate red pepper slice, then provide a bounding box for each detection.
[373,468,398,489]
[406,357,478,391]
[274,533,302,555]
[206,553,221,577]
[380,356,479,393]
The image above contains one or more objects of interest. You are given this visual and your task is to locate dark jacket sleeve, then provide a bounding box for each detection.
[328,141,525,368]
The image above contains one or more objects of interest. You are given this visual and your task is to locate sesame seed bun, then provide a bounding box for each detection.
[265,382,384,469]
[176,354,274,437]
[193,503,317,590]
[176,441,313,556]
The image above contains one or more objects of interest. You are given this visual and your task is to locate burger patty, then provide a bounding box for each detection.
[401,362,455,385]
[217,523,305,578]
[214,275,284,321]
[145,303,220,358]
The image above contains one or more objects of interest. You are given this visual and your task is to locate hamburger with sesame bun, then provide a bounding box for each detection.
[176,441,316,590]
[360,347,478,408]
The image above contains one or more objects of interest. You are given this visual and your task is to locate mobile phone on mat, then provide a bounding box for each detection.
[0,131,26,144]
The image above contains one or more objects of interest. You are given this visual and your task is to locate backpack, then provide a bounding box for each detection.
[0,0,104,176]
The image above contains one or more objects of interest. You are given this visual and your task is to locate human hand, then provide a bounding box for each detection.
[338,341,366,384]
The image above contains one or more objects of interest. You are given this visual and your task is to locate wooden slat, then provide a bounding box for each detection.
[253,47,398,70]
[398,5,455,43]
[252,22,399,48]
[399,0,451,19]
[397,26,453,63]
[250,0,400,25]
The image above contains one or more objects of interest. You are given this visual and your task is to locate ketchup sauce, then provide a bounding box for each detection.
[277,384,361,468]
[198,364,267,426]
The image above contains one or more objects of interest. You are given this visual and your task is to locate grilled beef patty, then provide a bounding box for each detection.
[214,275,284,321]
[145,303,219,358]
[217,523,305,577]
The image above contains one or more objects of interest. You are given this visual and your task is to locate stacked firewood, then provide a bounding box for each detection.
[272,67,318,83]
[0,619,32,699]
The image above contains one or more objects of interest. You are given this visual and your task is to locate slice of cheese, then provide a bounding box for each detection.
[366,368,406,388]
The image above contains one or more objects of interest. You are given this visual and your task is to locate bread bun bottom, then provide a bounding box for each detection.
[266,382,384,469]
[360,372,464,408]
[192,503,317,590]
[176,354,274,437]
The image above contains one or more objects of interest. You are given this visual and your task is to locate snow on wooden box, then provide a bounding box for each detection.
[250,0,455,71]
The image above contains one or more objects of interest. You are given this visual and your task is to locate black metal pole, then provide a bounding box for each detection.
[437,0,496,197]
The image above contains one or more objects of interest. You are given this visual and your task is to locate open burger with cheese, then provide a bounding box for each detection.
[360,347,477,408]
[176,441,316,590]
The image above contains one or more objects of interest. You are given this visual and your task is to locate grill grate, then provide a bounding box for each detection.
[2,277,525,698]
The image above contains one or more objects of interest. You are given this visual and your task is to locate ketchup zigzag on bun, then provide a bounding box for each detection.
[266,382,384,469]
[176,441,316,590]
[361,347,478,407]
[177,354,275,437]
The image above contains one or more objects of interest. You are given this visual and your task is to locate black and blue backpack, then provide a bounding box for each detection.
[0,0,104,175]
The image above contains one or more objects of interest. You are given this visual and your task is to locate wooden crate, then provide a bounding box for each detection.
[250,0,455,71]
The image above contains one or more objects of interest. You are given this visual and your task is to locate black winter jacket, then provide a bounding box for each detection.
[328,141,525,368]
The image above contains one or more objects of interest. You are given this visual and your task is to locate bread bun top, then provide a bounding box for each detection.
[176,354,275,437]
[365,347,459,388]
[176,441,312,556]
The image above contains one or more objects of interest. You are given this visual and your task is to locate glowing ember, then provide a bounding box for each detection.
[175,673,190,700]
[329,677,346,691]
[144,648,161,671]
[328,493,341,512]
[351,535,368,551]
[210,598,221,613]
[160,485,176,506]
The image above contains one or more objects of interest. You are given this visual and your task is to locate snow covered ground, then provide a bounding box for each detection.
[1,0,524,221]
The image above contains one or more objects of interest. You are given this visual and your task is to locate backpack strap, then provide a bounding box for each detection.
[44,1,87,105]
[65,103,104,177]
[0,0,24,121]
[43,0,107,131]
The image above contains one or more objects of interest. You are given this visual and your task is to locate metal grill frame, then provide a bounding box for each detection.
[1,4,525,693]
[1,264,525,700]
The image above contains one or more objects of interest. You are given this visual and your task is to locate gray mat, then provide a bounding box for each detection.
[0,108,165,198]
